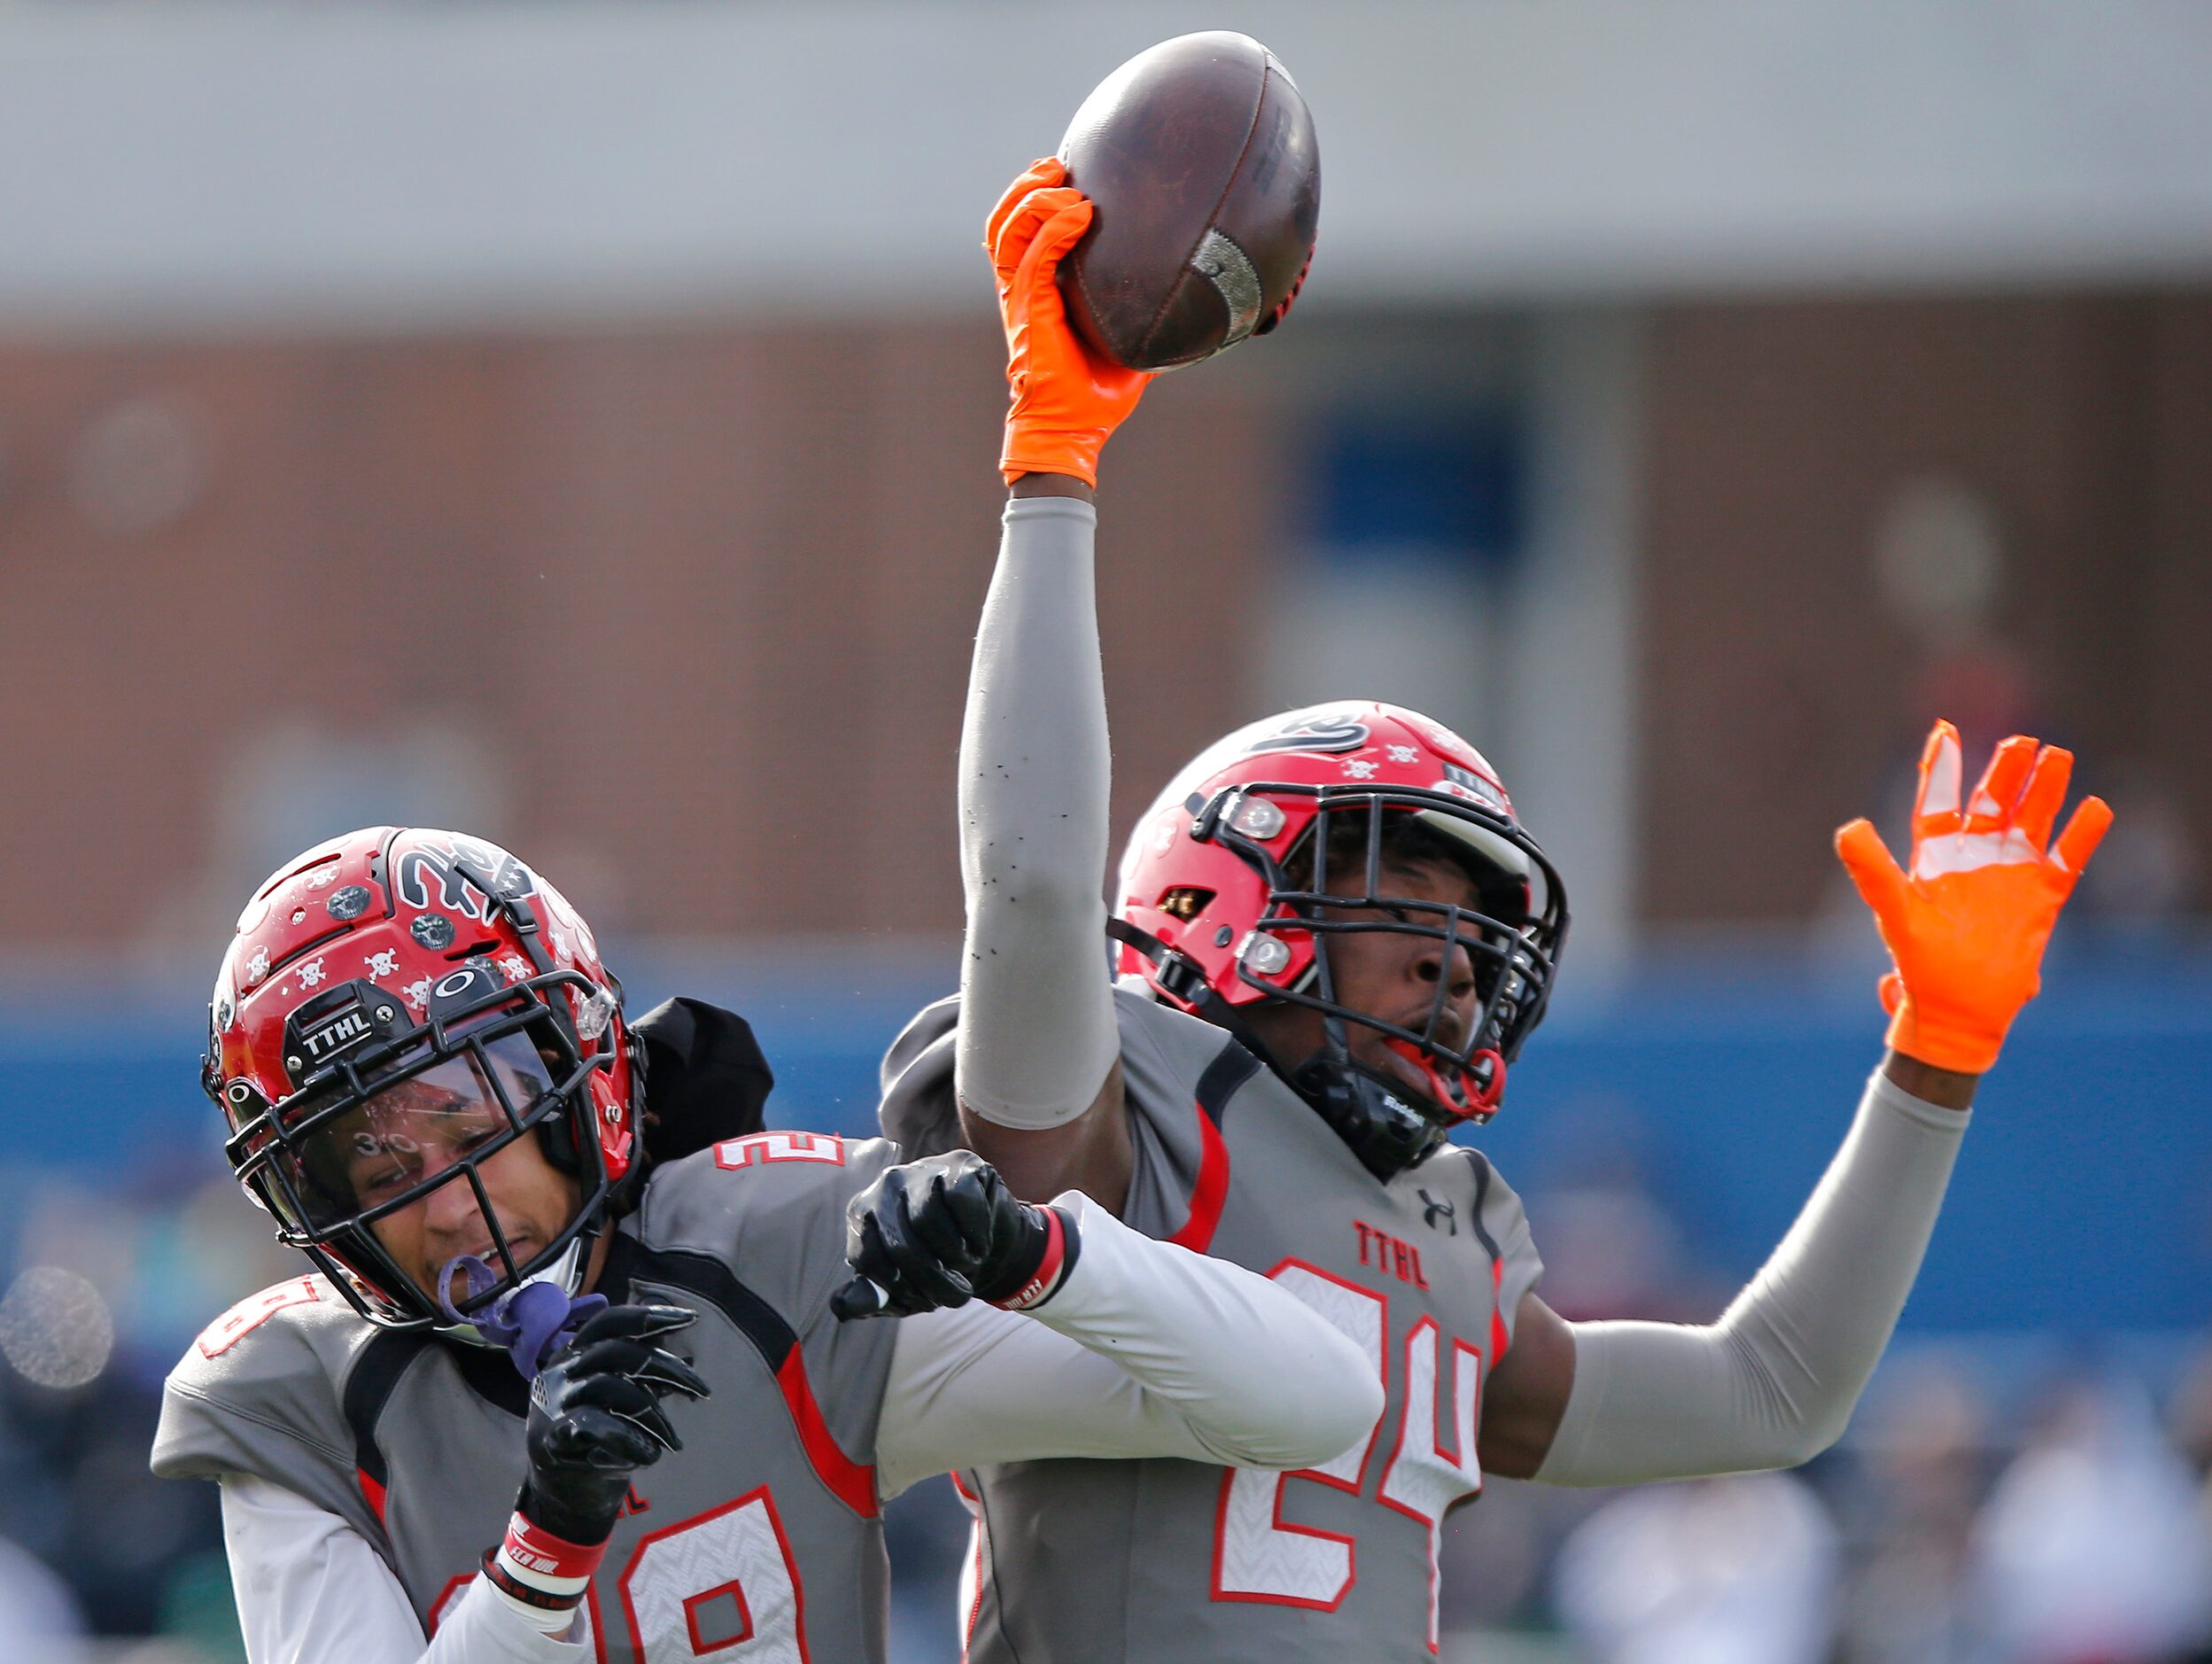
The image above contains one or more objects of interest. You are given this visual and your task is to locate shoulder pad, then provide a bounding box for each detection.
[154,1274,369,1486]
[876,995,962,1155]
[632,1136,904,1326]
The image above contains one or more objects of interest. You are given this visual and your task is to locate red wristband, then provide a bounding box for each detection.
[992,1206,1074,1311]
[502,1512,606,1583]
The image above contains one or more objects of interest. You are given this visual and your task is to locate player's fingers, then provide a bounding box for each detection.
[1911,719,1965,836]
[831,1276,890,1322]
[570,1374,683,1450]
[990,187,1087,284]
[920,1163,1005,1263]
[612,1399,683,1455]
[846,1208,899,1288]
[984,158,1068,251]
[848,1203,951,1315]
[634,1349,710,1402]
[2012,745,2074,851]
[573,1304,695,1347]
[1967,735,2038,831]
[876,1189,976,1308]
[1836,819,1910,921]
[2050,796,2114,881]
[1008,197,1096,307]
[907,1173,983,1268]
[543,1412,661,1471]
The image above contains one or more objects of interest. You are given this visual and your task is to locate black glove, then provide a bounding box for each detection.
[516,1303,710,1544]
[831,1151,1072,1320]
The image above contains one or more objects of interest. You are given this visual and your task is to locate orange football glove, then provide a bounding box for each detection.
[1836,720,2113,1075]
[987,158,1153,487]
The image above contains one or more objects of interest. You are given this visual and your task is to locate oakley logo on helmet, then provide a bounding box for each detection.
[1243,714,1370,755]
[396,839,536,923]
[431,964,502,1009]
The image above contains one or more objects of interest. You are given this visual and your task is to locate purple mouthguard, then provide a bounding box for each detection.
[438,1253,609,1381]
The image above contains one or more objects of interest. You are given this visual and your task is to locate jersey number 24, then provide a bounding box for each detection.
[1213,1259,1482,1653]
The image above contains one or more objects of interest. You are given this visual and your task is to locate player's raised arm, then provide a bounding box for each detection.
[952,162,1153,1208]
[1484,724,2111,1484]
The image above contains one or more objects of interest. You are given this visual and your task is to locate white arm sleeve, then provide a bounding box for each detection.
[873,1194,1383,1497]
[1534,1069,1968,1487]
[220,1473,586,1662]
[953,495,1122,1128]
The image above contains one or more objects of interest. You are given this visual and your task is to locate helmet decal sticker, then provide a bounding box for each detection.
[1244,713,1370,755]
[244,946,270,987]
[363,949,400,979]
[296,957,328,990]
[326,884,372,921]
[294,1003,376,1069]
[1341,758,1380,779]
[409,913,455,950]
[1386,743,1420,764]
[303,867,337,890]
[402,976,432,1011]
[1435,760,1510,813]
[395,837,537,922]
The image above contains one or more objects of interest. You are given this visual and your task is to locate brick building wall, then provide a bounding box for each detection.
[1640,292,2212,923]
[0,322,1281,949]
[2,291,2204,951]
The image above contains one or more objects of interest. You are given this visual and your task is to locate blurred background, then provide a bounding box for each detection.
[3,2,2210,1660]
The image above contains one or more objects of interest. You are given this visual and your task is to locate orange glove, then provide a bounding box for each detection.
[987,158,1153,487]
[1836,720,2113,1074]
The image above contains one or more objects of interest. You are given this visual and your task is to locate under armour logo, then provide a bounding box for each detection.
[1419,1189,1457,1234]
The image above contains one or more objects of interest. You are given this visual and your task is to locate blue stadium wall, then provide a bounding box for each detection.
[5,941,2206,1336]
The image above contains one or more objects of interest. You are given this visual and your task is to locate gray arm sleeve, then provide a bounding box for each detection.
[953,496,1122,1128]
[1533,1069,1968,1487]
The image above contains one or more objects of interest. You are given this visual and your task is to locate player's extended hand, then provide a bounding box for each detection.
[989,158,1153,487]
[519,1304,710,1544]
[833,1151,1066,1320]
[1836,720,2113,1075]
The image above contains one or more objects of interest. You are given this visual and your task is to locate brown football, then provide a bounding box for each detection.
[1057,31,1321,372]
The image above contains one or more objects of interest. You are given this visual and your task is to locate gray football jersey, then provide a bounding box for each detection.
[153,1131,904,1661]
[881,989,1546,1661]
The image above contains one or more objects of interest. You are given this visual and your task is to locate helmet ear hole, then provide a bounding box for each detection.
[1156,886,1215,921]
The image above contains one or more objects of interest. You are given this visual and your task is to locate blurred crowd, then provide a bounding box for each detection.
[4,1136,2212,1664]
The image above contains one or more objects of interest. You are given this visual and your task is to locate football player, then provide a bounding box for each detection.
[151,826,1382,1662]
[876,160,2116,1660]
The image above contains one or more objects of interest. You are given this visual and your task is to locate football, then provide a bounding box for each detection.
[1057,31,1321,372]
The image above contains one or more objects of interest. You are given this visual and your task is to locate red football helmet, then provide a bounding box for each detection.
[1115,703,1567,1175]
[203,828,638,1329]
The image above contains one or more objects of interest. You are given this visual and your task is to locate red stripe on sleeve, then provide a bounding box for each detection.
[1488,1256,1510,1362]
[776,1349,880,1518]
[357,1468,387,1529]
[1167,1097,1230,1253]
